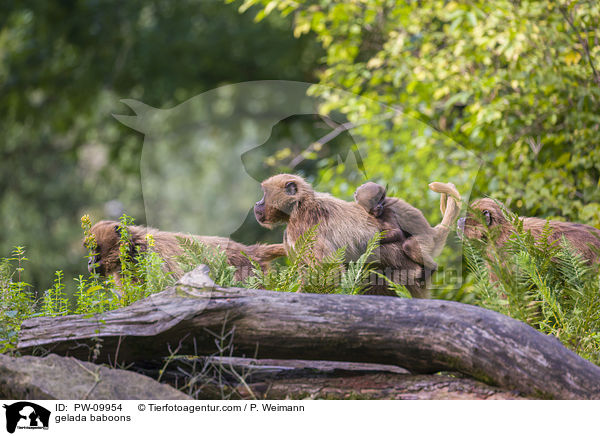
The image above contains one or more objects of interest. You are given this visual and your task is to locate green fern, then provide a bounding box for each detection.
[461,238,505,311]
[175,237,238,287]
[339,232,382,295]
[243,226,383,295]
[463,210,600,364]
[372,271,412,298]
[555,237,591,297]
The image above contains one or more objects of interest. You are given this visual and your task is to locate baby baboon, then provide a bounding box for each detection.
[458,198,600,263]
[254,174,459,298]
[86,220,286,283]
[354,181,462,272]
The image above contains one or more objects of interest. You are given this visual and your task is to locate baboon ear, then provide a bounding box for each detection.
[285,181,297,195]
[382,184,389,198]
[483,210,492,226]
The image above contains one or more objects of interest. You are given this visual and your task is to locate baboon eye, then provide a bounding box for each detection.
[285,181,297,195]
[483,210,492,226]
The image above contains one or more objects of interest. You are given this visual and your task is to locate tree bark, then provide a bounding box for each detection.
[137,356,524,400]
[235,373,525,400]
[17,266,600,399]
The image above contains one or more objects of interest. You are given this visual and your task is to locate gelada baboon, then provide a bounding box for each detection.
[458,198,600,263]
[86,220,286,283]
[354,181,462,273]
[253,174,459,298]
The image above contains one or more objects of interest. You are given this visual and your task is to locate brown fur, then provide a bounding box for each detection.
[86,220,286,283]
[459,198,600,263]
[354,181,462,272]
[254,174,442,298]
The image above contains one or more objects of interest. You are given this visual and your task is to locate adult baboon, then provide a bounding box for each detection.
[254,174,460,297]
[458,198,600,263]
[86,220,286,283]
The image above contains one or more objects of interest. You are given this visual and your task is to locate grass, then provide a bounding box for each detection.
[1,212,599,369]
[0,214,176,352]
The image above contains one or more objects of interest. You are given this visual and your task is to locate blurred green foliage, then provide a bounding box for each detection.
[238,0,600,224]
[0,0,321,291]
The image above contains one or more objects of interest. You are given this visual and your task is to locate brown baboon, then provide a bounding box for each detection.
[86,220,286,283]
[458,198,600,263]
[253,174,460,298]
[354,181,462,273]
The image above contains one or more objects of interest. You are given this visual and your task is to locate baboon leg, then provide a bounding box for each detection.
[431,224,452,258]
[380,228,406,244]
[402,237,438,271]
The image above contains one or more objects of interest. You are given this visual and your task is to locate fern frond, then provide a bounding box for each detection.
[340,232,382,295]
[555,236,591,298]
[372,271,412,298]
[175,237,238,287]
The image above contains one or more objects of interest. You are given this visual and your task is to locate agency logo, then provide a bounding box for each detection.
[2,402,50,434]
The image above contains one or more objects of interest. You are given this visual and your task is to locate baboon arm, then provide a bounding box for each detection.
[389,199,433,236]
[248,243,287,262]
[402,237,438,271]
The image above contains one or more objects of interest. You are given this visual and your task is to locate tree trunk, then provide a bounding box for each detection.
[234,373,525,400]
[18,266,600,399]
[138,356,524,399]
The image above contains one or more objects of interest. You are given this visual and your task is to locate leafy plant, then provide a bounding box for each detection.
[339,232,383,295]
[463,211,600,365]
[40,270,69,317]
[0,247,35,352]
[242,225,385,295]
[176,237,239,288]
[0,214,177,352]
[101,214,175,306]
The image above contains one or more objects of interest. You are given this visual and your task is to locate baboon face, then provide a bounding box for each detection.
[85,221,136,276]
[354,182,386,218]
[458,198,508,240]
[254,174,312,228]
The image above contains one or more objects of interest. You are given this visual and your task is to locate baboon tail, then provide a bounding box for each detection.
[428,182,461,204]
[428,182,462,228]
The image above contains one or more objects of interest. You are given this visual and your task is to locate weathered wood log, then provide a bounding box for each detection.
[236,373,525,400]
[133,357,409,385]
[18,266,600,399]
[134,356,524,400]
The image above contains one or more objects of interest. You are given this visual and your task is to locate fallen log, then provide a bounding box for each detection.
[18,266,600,399]
[236,373,525,400]
[134,356,524,400]
[133,357,410,385]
